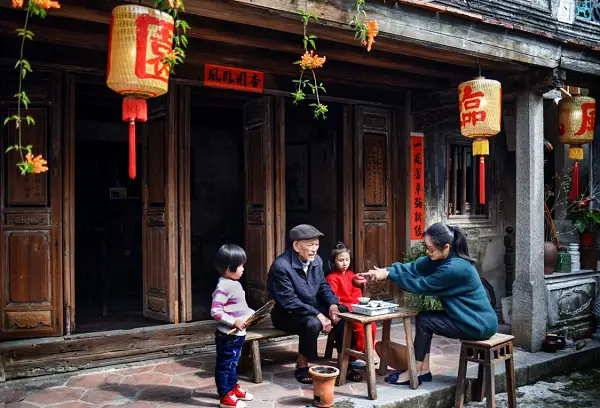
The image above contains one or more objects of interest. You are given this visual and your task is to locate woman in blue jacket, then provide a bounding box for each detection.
[362,222,498,386]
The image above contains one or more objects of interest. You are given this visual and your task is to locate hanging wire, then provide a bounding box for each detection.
[476,58,482,77]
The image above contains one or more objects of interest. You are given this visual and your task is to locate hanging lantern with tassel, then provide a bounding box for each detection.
[107,5,174,179]
[559,95,596,201]
[458,77,502,205]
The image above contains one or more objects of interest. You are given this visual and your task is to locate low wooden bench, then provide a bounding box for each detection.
[241,328,336,384]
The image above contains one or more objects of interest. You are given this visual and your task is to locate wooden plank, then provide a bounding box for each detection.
[378,319,391,376]
[250,341,262,383]
[335,321,353,387]
[364,323,377,400]
[231,0,561,68]
[403,316,419,389]
[342,105,354,248]
[177,85,192,322]
[273,96,286,256]
[62,73,76,335]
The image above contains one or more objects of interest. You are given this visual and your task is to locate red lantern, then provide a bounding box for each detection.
[106,5,174,179]
[558,95,596,201]
[458,77,502,204]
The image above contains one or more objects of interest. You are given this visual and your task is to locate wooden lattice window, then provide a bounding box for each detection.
[447,142,489,218]
[576,0,600,24]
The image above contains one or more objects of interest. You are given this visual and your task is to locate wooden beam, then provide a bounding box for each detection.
[0,0,528,72]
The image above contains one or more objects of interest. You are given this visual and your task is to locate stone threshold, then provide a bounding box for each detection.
[343,339,600,408]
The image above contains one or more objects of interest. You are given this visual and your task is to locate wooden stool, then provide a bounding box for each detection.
[324,331,336,359]
[455,333,516,408]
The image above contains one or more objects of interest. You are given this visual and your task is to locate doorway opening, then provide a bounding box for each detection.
[73,81,156,333]
[285,101,345,269]
[189,88,254,321]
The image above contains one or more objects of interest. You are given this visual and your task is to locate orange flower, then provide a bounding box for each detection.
[300,50,326,70]
[33,0,61,9]
[362,20,379,52]
[26,152,49,174]
[168,0,182,8]
[12,0,24,8]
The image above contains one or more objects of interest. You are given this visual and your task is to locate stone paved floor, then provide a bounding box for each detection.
[1,323,467,408]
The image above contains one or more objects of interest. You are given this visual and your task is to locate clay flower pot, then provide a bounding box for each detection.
[309,365,340,407]
[544,242,558,274]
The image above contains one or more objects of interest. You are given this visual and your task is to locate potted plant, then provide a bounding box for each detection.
[543,170,573,274]
[568,195,600,269]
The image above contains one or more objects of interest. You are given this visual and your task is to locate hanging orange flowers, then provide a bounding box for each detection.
[12,0,24,8]
[361,20,378,52]
[25,152,49,174]
[32,0,60,9]
[300,50,326,70]
[351,0,379,52]
[168,0,181,8]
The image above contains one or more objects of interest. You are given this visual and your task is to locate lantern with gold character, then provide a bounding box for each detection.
[458,77,502,205]
[559,95,596,201]
[107,5,174,179]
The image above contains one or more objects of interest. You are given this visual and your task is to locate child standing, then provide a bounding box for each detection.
[326,242,377,371]
[211,244,255,408]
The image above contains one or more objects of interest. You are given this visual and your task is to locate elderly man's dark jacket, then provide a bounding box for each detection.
[267,248,339,316]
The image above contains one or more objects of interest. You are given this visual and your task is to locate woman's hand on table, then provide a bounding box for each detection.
[361,267,389,282]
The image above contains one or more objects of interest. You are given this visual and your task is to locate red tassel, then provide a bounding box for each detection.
[122,97,148,122]
[128,120,136,180]
[569,161,579,201]
[479,156,486,205]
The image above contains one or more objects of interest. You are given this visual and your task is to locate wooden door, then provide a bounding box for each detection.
[354,106,394,299]
[141,91,179,323]
[0,73,63,339]
[243,97,275,309]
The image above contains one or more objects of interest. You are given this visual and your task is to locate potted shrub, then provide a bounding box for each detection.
[568,195,600,269]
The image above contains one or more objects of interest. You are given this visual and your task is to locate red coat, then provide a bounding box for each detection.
[326,269,362,312]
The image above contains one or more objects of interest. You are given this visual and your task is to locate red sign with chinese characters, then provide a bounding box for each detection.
[410,133,425,241]
[204,64,264,93]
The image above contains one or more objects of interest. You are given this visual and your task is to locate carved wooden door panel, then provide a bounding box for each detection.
[141,93,178,323]
[243,97,275,309]
[0,73,63,339]
[354,106,394,299]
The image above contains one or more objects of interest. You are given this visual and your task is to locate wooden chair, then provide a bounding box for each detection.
[455,333,516,408]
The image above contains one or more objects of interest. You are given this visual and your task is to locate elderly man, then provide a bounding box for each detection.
[266,224,363,384]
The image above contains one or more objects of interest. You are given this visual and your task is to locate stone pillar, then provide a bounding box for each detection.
[513,90,547,352]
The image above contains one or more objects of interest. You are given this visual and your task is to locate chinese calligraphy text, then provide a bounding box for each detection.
[410,133,425,240]
[204,64,264,93]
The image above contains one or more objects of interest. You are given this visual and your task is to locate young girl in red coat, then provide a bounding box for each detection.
[326,242,377,371]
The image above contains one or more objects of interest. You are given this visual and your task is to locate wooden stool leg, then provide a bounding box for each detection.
[485,352,496,408]
[250,341,262,384]
[403,317,419,389]
[377,320,391,376]
[336,321,353,387]
[454,344,468,408]
[364,323,377,400]
[475,362,485,401]
[505,344,516,408]
[324,331,335,359]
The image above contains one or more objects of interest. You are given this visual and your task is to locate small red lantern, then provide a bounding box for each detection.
[458,77,502,204]
[559,95,596,201]
[106,5,174,179]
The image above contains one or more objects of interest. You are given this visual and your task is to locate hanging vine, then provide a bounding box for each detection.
[152,0,189,73]
[351,0,379,51]
[291,5,328,120]
[4,0,59,175]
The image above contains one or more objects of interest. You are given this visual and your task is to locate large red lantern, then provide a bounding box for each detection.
[559,95,596,201]
[458,77,502,205]
[107,5,174,179]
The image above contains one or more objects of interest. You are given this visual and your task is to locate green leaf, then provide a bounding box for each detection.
[5,146,15,153]
[25,116,35,126]
[309,35,318,39]
[309,39,316,49]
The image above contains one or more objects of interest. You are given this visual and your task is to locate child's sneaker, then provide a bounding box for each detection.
[233,384,254,401]
[220,390,246,408]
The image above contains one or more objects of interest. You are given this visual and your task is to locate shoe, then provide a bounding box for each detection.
[419,372,433,382]
[220,390,247,408]
[233,384,254,401]
[349,359,367,369]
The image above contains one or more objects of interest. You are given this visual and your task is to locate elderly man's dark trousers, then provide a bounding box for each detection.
[271,304,349,361]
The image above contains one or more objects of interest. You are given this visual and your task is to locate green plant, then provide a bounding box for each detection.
[568,196,600,233]
[401,242,443,311]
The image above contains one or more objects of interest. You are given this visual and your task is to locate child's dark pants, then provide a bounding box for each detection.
[215,331,245,397]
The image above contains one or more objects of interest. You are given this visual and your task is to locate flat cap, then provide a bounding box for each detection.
[289,224,324,241]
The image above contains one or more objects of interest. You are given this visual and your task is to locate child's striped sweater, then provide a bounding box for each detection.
[211,277,254,336]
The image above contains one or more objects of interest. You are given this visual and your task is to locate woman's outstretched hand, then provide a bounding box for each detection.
[360,267,389,282]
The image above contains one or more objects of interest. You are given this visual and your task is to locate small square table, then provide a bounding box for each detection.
[336,307,419,400]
